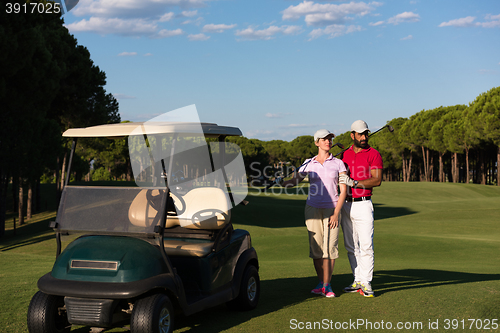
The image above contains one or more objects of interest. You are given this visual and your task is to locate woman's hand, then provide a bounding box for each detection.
[329,213,339,229]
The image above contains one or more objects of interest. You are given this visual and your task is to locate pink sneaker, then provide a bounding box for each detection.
[311,282,323,295]
[322,284,336,298]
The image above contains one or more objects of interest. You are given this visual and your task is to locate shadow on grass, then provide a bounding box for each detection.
[374,269,500,296]
[0,214,55,251]
[233,192,416,228]
[373,203,417,220]
[70,269,500,333]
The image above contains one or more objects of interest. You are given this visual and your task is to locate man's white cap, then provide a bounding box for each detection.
[351,120,370,133]
[314,129,335,141]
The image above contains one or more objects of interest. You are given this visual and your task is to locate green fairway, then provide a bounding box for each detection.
[1,182,499,332]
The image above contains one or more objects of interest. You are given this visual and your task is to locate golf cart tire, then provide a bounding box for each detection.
[27,291,70,333]
[228,264,260,311]
[130,294,174,333]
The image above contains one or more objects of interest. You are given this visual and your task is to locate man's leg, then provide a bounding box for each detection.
[341,202,358,279]
[351,200,374,285]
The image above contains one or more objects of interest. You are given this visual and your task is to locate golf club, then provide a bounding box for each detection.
[265,142,345,190]
[334,125,395,157]
[368,124,394,138]
[333,142,345,149]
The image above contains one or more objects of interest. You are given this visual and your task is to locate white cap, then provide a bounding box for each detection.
[351,120,370,133]
[314,129,335,141]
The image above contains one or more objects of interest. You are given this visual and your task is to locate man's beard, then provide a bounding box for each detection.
[353,137,368,149]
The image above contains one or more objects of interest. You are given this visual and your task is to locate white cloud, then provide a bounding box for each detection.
[285,123,316,128]
[181,10,198,17]
[265,113,292,118]
[369,20,384,26]
[72,0,209,18]
[113,93,136,100]
[479,14,500,28]
[400,34,413,40]
[203,23,237,33]
[66,17,159,36]
[282,1,382,27]
[439,14,500,28]
[387,11,420,25]
[309,24,362,40]
[66,17,184,38]
[235,25,302,41]
[118,51,137,56]
[188,33,210,41]
[159,12,175,22]
[438,16,476,27]
[478,69,498,75]
[157,28,184,38]
[144,53,153,56]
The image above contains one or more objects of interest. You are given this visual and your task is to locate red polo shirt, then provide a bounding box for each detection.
[342,145,383,198]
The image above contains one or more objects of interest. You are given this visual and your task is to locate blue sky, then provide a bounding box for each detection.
[63,0,500,141]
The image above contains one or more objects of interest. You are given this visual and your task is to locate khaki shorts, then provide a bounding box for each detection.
[305,204,339,259]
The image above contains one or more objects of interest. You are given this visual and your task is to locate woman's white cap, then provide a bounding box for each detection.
[314,129,335,141]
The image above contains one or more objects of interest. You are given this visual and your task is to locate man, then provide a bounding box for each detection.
[339,120,383,297]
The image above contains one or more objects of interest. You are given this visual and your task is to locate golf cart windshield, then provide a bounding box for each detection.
[56,122,247,235]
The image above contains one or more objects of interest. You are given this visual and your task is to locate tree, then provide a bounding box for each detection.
[286,136,316,167]
[261,140,289,165]
[370,118,407,181]
[0,1,120,237]
[466,86,500,185]
[227,137,269,180]
[440,105,468,183]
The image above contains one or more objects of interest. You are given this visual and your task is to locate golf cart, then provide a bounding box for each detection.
[27,121,260,333]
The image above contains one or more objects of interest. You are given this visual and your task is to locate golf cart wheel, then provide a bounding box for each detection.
[130,294,174,333]
[27,291,70,333]
[229,265,260,311]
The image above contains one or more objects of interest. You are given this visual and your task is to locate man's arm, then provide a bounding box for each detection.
[357,168,382,189]
[339,168,382,189]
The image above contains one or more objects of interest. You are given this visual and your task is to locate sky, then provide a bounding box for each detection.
[62,0,500,141]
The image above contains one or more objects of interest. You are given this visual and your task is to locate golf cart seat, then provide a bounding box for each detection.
[128,187,231,257]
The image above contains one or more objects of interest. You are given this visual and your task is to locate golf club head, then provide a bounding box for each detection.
[387,125,395,132]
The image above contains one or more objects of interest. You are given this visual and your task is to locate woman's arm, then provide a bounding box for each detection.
[329,171,347,229]
[281,171,306,187]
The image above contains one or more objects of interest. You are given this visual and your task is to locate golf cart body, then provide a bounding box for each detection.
[28,121,259,333]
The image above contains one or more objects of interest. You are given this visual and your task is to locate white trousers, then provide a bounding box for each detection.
[341,200,374,284]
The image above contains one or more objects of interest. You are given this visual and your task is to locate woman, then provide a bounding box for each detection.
[281,129,347,298]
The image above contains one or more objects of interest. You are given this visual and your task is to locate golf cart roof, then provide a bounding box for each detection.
[62,122,242,138]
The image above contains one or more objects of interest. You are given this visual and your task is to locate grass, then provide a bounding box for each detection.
[1,182,500,332]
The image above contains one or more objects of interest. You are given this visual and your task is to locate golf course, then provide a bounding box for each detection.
[1,181,499,332]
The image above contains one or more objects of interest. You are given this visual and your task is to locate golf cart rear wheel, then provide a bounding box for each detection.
[130,294,174,333]
[229,265,260,311]
[27,291,70,333]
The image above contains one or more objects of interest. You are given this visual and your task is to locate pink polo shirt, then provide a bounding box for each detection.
[298,154,346,209]
[342,145,383,198]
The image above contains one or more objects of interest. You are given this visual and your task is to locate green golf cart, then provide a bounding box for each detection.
[27,121,259,333]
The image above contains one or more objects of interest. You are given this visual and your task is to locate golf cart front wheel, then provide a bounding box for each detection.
[229,264,260,311]
[27,291,70,333]
[130,294,174,333]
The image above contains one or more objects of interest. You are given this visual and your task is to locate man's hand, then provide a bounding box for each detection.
[274,177,284,186]
[339,174,355,187]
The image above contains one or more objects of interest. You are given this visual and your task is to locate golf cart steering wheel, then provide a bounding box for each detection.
[168,190,186,216]
[191,209,228,225]
[146,189,186,217]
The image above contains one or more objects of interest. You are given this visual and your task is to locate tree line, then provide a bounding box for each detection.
[0,1,120,238]
[232,86,500,187]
